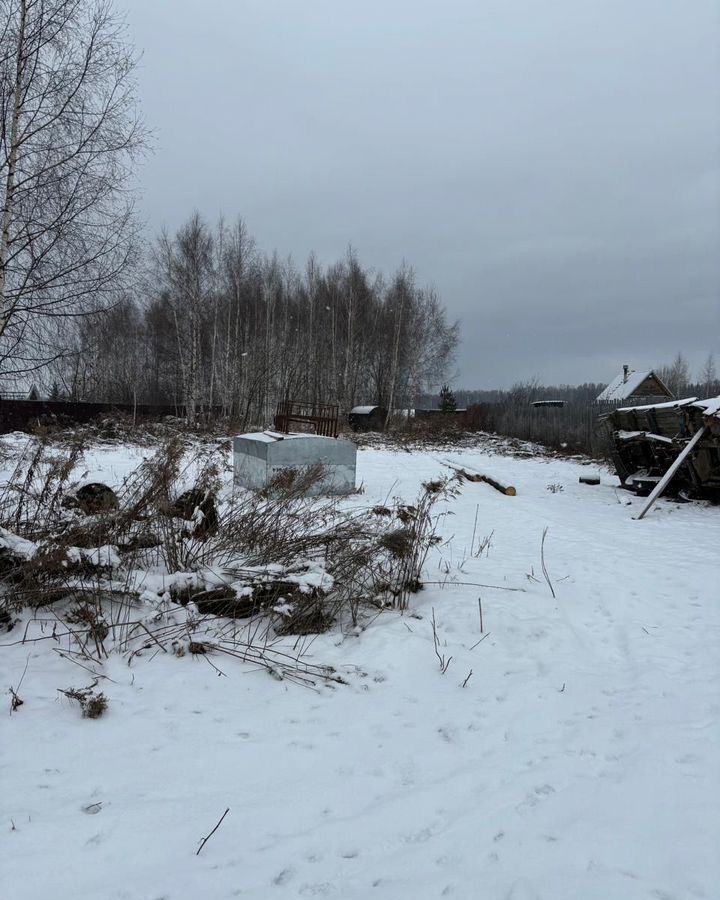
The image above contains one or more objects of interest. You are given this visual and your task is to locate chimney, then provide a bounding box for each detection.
[623,364,629,384]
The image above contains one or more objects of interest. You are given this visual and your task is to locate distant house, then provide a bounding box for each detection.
[596,365,674,405]
[0,380,40,400]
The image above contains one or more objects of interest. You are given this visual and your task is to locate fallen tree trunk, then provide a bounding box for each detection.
[441,460,516,496]
[475,473,516,496]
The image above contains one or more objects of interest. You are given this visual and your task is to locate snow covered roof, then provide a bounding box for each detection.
[596,369,669,402]
[693,396,720,419]
[350,405,380,415]
[617,397,697,413]
[615,394,720,420]
[0,379,39,399]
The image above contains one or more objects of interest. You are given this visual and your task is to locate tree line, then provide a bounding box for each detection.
[46,214,459,426]
[417,354,719,458]
[423,351,718,411]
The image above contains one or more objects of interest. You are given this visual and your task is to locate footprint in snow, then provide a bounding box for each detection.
[299,883,334,896]
[515,784,556,814]
[404,821,441,844]
[82,802,103,815]
[273,866,295,886]
[506,878,543,899]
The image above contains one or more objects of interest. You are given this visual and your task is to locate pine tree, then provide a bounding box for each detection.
[439,383,457,412]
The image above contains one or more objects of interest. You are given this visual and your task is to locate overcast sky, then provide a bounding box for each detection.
[120,0,719,389]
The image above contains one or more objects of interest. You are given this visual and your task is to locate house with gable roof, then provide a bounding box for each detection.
[596,365,674,406]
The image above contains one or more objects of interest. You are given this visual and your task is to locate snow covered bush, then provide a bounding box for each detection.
[0,436,458,683]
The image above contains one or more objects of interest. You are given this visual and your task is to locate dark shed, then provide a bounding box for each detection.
[348,405,387,431]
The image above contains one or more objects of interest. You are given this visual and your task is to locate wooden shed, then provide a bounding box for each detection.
[348,405,387,431]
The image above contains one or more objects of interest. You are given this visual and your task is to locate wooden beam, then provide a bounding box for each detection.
[634,426,706,520]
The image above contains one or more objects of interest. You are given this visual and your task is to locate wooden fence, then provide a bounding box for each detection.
[0,399,222,434]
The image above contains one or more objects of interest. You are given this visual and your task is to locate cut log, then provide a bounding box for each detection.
[441,460,516,496]
[579,476,600,485]
[477,473,516,496]
[634,426,707,520]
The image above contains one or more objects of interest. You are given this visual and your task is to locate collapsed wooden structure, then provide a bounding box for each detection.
[601,396,720,502]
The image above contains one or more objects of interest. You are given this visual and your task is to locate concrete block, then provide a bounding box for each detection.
[233,431,357,496]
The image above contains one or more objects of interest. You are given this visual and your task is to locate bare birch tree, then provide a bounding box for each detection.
[698,351,717,396]
[384,267,410,426]
[0,0,145,378]
[658,352,690,398]
[153,214,214,422]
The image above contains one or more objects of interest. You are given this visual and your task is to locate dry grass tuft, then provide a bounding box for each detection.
[59,683,108,718]
[379,528,414,558]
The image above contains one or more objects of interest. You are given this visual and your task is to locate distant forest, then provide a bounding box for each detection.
[44,215,459,426]
[419,351,719,409]
[418,355,719,456]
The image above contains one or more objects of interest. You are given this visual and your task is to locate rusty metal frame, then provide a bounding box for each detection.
[273,400,339,438]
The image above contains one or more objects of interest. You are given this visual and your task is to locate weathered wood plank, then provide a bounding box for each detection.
[634,426,707,520]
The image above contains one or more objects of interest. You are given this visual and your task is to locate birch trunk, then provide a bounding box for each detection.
[0,0,27,334]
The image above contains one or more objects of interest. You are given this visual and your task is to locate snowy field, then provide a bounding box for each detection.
[2,436,719,900]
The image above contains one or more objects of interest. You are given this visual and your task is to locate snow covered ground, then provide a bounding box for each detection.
[2,436,719,899]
